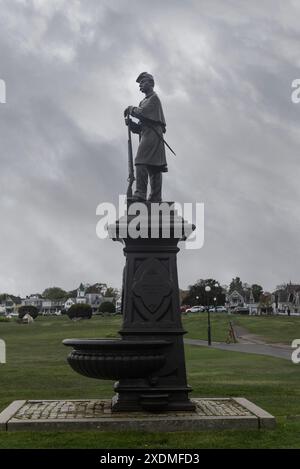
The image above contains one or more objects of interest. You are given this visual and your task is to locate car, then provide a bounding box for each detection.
[232,306,249,314]
[215,306,227,313]
[6,312,18,318]
[185,306,204,313]
[180,305,191,313]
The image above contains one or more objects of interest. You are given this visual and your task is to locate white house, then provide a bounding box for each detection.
[226,289,258,314]
[76,283,87,305]
[272,283,300,314]
[64,298,76,311]
[22,295,43,311]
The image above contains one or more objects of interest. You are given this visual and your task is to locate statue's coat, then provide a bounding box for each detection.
[132,92,167,171]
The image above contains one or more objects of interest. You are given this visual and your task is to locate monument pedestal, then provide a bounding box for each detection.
[109,202,195,412]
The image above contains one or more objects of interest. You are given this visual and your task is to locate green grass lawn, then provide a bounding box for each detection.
[233,314,300,344]
[183,312,231,342]
[0,315,299,448]
[182,312,300,344]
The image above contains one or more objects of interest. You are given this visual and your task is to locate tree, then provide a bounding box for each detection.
[251,284,263,302]
[98,301,116,314]
[86,283,107,294]
[229,277,243,294]
[67,289,77,298]
[104,287,118,299]
[275,283,287,291]
[42,287,68,300]
[183,279,225,307]
[259,292,273,315]
[67,304,92,320]
[0,294,22,304]
[18,305,39,319]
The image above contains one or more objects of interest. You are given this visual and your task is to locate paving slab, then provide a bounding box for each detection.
[0,400,26,431]
[0,398,276,432]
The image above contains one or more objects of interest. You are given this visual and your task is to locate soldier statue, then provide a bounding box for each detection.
[124,72,168,203]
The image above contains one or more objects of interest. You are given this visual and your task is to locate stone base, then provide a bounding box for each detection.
[0,398,275,432]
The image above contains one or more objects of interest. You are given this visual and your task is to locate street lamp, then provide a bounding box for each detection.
[205,283,219,346]
[205,286,211,345]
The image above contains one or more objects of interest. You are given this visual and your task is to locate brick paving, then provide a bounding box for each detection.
[13,400,108,420]
[12,398,253,421]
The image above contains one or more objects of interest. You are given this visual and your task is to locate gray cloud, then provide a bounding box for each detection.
[0,0,299,295]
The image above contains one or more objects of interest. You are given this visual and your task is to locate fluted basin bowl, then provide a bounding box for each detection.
[63,339,171,380]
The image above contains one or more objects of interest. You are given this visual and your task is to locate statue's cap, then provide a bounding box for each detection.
[136,72,154,83]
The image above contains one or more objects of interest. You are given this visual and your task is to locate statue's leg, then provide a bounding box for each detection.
[148,167,162,202]
[133,164,147,201]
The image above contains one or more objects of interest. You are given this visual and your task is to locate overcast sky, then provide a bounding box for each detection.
[0,0,300,296]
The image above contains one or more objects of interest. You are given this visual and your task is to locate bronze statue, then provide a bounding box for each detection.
[124,72,171,203]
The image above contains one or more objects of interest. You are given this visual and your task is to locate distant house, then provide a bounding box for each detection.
[0,295,19,316]
[85,293,103,313]
[41,299,64,315]
[226,289,258,314]
[226,290,244,309]
[4,296,17,315]
[64,284,104,312]
[272,283,300,314]
[115,296,122,311]
[76,283,87,305]
[64,298,76,311]
[22,295,43,311]
[64,284,88,311]
[21,283,117,315]
[86,283,108,295]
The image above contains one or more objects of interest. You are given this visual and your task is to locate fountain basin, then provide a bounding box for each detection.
[63,339,171,380]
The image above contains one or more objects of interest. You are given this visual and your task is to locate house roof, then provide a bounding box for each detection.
[227,289,255,303]
[273,284,300,302]
[227,290,244,300]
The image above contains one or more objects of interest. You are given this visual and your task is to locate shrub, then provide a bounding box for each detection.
[0,317,10,323]
[18,305,39,319]
[98,301,116,314]
[67,304,92,320]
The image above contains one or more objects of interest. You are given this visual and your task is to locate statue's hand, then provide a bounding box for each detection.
[129,121,141,134]
[124,106,133,118]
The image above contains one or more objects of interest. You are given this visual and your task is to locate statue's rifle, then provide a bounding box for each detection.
[125,115,135,200]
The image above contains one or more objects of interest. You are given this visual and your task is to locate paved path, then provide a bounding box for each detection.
[184,338,292,360]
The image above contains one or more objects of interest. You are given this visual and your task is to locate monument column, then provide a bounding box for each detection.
[109,202,196,412]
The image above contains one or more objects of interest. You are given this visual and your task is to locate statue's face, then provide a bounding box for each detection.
[139,78,153,94]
